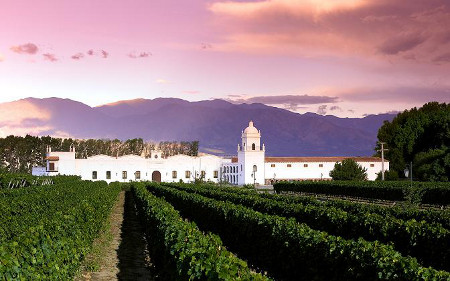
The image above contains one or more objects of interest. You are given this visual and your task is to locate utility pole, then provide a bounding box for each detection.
[378,142,388,180]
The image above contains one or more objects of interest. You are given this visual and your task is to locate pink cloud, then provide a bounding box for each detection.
[317,105,328,115]
[101,50,109,58]
[201,43,213,50]
[128,51,152,58]
[43,53,58,62]
[0,99,52,137]
[10,43,38,54]
[71,53,85,60]
[209,0,450,63]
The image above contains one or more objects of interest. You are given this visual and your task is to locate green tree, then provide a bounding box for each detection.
[329,158,367,180]
[376,169,399,181]
[376,102,450,181]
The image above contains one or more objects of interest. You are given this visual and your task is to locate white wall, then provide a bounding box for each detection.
[44,152,229,183]
[265,160,389,182]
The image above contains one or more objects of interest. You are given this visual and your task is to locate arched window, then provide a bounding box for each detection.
[252,143,256,150]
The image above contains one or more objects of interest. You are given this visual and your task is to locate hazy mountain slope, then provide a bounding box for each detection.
[0,97,395,156]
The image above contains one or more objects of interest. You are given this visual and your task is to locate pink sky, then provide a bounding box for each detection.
[0,0,449,117]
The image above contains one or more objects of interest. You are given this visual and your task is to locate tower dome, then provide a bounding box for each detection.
[243,121,259,134]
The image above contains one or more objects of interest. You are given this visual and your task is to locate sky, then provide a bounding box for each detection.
[0,0,449,117]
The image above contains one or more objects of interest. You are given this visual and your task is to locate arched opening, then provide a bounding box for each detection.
[252,143,256,150]
[152,171,161,182]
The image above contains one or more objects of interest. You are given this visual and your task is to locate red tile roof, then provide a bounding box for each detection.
[45,156,60,161]
[265,156,386,163]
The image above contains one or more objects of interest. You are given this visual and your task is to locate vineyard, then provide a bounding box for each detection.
[0,175,121,279]
[2,176,450,280]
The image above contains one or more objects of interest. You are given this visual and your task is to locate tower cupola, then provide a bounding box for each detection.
[240,120,264,152]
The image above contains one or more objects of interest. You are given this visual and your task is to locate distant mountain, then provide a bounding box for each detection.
[0,97,395,156]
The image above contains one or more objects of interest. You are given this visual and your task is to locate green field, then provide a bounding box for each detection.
[2,176,450,280]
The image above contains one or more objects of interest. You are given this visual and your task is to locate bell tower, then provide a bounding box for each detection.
[237,121,265,185]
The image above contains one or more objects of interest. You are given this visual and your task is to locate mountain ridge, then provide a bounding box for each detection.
[0,97,395,156]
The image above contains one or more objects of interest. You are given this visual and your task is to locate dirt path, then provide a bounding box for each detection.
[76,190,155,281]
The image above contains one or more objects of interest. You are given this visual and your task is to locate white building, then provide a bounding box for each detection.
[35,121,388,184]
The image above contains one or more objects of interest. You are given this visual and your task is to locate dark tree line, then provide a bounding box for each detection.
[0,136,199,173]
[376,102,449,181]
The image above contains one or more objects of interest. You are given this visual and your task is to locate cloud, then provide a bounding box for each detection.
[43,53,58,62]
[101,50,109,58]
[209,0,450,63]
[0,54,4,62]
[317,105,327,115]
[383,110,401,115]
[433,52,450,63]
[156,79,170,84]
[10,43,38,54]
[330,105,343,112]
[201,43,213,50]
[378,33,426,55]
[87,49,94,56]
[230,94,338,105]
[226,94,338,111]
[128,51,152,58]
[71,53,85,60]
[0,100,52,137]
[340,86,450,103]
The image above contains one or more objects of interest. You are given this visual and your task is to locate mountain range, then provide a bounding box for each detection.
[0,97,395,156]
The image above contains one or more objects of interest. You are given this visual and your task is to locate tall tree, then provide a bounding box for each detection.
[329,158,367,180]
[376,102,450,181]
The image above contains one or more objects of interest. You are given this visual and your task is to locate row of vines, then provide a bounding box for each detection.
[273,180,450,205]
[138,182,450,280]
[0,178,121,279]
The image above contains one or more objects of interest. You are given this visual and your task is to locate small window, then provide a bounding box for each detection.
[271,164,275,167]
[172,171,177,179]
[201,171,206,177]
[49,162,55,171]
[92,171,97,179]
[135,171,141,180]
[370,164,375,167]
[122,171,127,179]
[106,171,111,179]
[287,164,292,167]
[319,164,323,168]
[185,171,191,178]
[154,154,158,159]
[304,164,308,167]
[252,143,256,150]
[241,165,242,171]
[214,170,218,178]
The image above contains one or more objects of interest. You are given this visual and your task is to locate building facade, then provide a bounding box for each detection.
[34,121,389,184]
